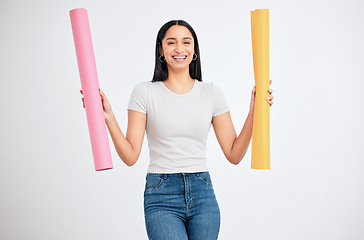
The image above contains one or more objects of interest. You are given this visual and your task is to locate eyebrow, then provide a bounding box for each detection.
[165,37,193,41]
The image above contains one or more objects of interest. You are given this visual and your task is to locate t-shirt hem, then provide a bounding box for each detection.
[147,167,210,174]
[213,107,230,117]
[127,107,146,114]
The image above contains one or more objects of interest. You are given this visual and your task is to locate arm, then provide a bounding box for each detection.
[212,81,274,165]
[212,111,253,165]
[105,110,146,167]
[82,89,146,166]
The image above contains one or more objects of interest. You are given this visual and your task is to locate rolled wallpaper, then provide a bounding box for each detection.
[251,9,270,170]
[70,8,113,171]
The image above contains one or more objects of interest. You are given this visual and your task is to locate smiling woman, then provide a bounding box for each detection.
[152,20,202,83]
[80,19,273,240]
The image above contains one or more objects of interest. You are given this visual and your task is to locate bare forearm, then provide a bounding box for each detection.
[230,111,254,164]
[105,114,137,166]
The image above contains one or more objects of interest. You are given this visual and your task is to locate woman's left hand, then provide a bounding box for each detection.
[249,79,274,113]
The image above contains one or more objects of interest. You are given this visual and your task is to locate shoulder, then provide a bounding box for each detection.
[196,80,213,91]
[134,81,163,90]
[196,81,224,94]
[131,81,154,94]
[196,80,222,88]
[133,81,152,90]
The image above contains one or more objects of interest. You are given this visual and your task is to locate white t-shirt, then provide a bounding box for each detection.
[127,79,230,173]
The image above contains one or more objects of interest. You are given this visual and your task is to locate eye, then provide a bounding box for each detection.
[167,42,175,45]
[184,42,191,44]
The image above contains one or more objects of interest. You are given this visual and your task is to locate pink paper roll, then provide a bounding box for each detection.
[70,8,113,171]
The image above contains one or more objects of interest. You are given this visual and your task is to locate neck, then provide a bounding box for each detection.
[163,66,195,94]
[165,66,192,84]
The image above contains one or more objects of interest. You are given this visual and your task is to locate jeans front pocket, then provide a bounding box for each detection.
[196,172,212,184]
[145,173,167,191]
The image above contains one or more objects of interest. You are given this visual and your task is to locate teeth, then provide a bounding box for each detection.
[174,56,186,59]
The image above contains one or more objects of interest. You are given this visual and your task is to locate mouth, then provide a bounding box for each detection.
[172,55,188,61]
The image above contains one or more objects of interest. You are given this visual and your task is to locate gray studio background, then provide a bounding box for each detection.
[1,0,363,239]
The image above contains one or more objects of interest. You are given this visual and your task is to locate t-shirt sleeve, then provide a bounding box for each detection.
[127,82,148,114]
[212,83,230,117]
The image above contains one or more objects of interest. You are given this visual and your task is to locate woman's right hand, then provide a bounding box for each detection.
[80,89,115,120]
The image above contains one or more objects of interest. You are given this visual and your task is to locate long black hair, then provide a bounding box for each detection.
[151,20,202,82]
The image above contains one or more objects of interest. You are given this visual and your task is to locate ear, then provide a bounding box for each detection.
[158,43,164,56]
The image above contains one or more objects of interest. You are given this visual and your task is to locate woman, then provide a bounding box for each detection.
[81,20,273,240]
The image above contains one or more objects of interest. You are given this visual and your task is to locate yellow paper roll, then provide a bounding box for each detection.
[251,9,270,169]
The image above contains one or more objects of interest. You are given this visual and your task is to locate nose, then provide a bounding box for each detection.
[174,43,184,53]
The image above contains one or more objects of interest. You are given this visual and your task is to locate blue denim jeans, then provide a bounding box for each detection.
[144,172,220,240]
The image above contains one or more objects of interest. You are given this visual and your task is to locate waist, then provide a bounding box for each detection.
[147,159,209,174]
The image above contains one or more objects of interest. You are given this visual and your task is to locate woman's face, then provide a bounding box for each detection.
[159,25,195,71]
